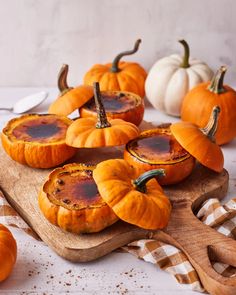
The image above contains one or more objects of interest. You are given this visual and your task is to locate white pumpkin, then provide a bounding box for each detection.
[145,40,213,117]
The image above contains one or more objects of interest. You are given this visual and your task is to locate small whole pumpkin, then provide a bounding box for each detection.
[83,39,147,98]
[66,82,140,148]
[48,64,93,116]
[0,224,17,282]
[145,40,213,116]
[181,66,236,145]
[93,159,171,230]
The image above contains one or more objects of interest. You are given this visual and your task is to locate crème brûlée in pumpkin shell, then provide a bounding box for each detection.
[79,90,144,126]
[1,114,76,168]
[38,163,118,234]
[124,124,196,185]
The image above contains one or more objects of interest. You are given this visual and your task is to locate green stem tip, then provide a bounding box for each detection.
[179,39,190,68]
[93,82,111,129]
[133,169,165,193]
[110,39,142,73]
[201,106,221,142]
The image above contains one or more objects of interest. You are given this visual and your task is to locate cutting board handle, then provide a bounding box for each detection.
[154,206,236,295]
[191,236,236,295]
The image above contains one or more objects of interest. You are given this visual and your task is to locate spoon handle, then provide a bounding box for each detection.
[0,107,13,112]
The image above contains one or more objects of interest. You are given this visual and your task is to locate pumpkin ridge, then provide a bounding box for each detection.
[115,72,139,95]
[0,241,16,263]
[118,71,143,97]
[190,65,211,82]
[99,181,132,208]
[110,125,133,141]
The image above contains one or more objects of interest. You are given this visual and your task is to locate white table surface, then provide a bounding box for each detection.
[0,88,235,295]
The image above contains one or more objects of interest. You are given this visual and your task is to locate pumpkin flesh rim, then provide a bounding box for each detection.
[2,113,73,145]
[125,127,192,165]
[80,90,143,115]
[42,163,108,211]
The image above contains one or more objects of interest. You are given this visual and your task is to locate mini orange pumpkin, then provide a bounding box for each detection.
[66,82,140,148]
[181,66,236,145]
[171,106,224,172]
[79,90,144,126]
[124,124,195,185]
[83,39,147,98]
[1,114,76,168]
[38,163,118,234]
[0,224,17,282]
[48,64,93,116]
[93,159,171,230]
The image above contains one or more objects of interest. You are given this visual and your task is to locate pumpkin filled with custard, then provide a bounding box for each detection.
[124,125,196,185]
[1,114,76,168]
[38,163,118,233]
[79,90,144,126]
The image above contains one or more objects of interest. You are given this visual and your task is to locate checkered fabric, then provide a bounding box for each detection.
[123,198,236,292]
[0,190,236,292]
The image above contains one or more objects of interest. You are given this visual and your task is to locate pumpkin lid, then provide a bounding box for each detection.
[170,106,224,172]
[48,64,93,116]
[2,113,73,145]
[42,163,107,210]
[125,124,191,165]
[66,82,140,148]
[93,159,171,230]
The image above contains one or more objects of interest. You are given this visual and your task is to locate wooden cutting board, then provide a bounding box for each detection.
[1,121,236,295]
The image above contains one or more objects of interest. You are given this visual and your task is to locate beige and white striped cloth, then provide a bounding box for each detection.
[1,190,236,292]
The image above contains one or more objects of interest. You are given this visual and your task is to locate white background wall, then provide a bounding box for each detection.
[0,0,235,87]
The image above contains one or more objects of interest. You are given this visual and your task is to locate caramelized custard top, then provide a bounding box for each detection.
[12,116,69,143]
[84,93,137,114]
[47,169,104,210]
[127,132,189,163]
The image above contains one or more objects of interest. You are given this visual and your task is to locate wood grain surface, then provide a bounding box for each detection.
[1,121,236,294]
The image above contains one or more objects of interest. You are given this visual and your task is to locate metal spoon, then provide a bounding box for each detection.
[0,91,48,114]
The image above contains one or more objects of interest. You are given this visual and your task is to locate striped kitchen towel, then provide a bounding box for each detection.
[0,190,236,292]
[0,190,39,239]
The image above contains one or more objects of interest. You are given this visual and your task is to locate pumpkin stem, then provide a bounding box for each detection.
[201,106,220,142]
[110,39,142,73]
[179,40,190,68]
[93,82,111,129]
[133,169,165,193]
[208,66,227,94]
[58,64,73,95]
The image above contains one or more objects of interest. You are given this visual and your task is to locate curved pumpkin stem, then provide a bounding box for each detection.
[201,106,220,142]
[133,169,165,193]
[208,66,227,94]
[110,39,142,73]
[179,40,190,68]
[93,82,111,129]
[58,64,73,95]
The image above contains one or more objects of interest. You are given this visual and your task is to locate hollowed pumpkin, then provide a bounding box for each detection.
[38,163,118,234]
[48,64,93,116]
[79,90,144,126]
[0,224,17,282]
[83,39,147,98]
[66,82,140,148]
[1,114,76,168]
[93,159,171,230]
[124,124,195,185]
